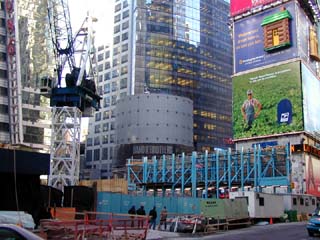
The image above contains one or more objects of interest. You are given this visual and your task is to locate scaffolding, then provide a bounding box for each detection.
[48,107,81,187]
[127,145,291,198]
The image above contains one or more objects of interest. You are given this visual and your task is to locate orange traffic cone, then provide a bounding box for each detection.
[269,217,273,225]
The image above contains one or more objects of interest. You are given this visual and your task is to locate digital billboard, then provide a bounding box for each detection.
[233,2,297,73]
[301,63,320,132]
[233,61,303,139]
[230,0,279,17]
[306,154,320,197]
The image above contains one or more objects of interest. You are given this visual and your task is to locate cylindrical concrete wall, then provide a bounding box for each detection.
[115,93,193,147]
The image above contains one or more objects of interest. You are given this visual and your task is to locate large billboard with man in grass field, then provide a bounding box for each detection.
[233,61,304,139]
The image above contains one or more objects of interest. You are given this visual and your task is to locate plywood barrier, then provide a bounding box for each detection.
[79,178,128,194]
[51,207,76,220]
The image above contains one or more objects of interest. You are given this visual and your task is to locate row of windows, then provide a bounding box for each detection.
[117,137,192,144]
[117,123,192,130]
[87,134,116,146]
[114,31,129,45]
[86,147,115,163]
[114,9,129,23]
[114,20,129,34]
[115,0,128,13]
[95,122,115,133]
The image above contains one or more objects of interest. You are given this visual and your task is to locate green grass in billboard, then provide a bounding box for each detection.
[233,61,303,139]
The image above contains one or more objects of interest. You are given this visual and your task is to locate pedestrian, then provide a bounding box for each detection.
[148,206,157,230]
[128,205,136,227]
[136,205,146,228]
[241,89,262,131]
[159,206,168,230]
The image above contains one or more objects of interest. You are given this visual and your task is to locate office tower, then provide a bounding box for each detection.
[84,0,232,179]
[0,0,53,149]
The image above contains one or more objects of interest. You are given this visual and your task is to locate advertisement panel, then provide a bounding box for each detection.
[234,2,297,73]
[296,5,318,73]
[233,61,303,139]
[306,154,320,197]
[230,0,279,17]
[301,63,320,132]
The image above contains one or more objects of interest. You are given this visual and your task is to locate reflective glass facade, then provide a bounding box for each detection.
[133,0,232,151]
[0,0,53,147]
[84,0,232,179]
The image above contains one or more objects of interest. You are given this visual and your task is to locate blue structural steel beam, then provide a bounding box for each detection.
[127,145,291,198]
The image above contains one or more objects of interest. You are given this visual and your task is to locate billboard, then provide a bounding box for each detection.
[234,2,297,73]
[306,154,320,197]
[233,61,303,139]
[302,63,320,132]
[230,0,279,17]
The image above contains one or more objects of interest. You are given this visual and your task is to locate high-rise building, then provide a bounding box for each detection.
[84,0,232,179]
[0,0,54,149]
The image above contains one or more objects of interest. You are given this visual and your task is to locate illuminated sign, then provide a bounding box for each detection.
[291,144,320,158]
[233,61,303,139]
[234,2,297,73]
[230,0,280,17]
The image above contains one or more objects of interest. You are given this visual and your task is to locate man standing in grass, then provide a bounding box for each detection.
[241,89,262,131]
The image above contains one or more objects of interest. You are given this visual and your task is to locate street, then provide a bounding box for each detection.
[154,222,318,240]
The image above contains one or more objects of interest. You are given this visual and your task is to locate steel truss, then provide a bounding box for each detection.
[127,144,291,198]
[48,107,81,187]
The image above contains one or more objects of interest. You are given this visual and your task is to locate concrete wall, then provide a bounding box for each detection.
[115,94,193,146]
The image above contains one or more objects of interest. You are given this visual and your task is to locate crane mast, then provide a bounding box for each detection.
[43,0,101,188]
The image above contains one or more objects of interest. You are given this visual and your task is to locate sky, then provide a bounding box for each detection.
[69,0,115,46]
[68,0,115,134]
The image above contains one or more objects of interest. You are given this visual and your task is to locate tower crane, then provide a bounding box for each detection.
[41,0,101,188]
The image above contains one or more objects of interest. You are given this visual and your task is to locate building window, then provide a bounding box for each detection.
[102,148,108,159]
[87,138,93,146]
[120,78,127,89]
[300,198,304,205]
[259,197,264,206]
[111,82,118,92]
[122,43,128,52]
[95,112,101,121]
[114,35,120,45]
[122,9,129,19]
[102,135,108,144]
[103,96,110,108]
[114,14,121,23]
[94,136,100,145]
[0,122,9,132]
[0,87,8,96]
[105,51,110,59]
[121,66,128,75]
[114,24,121,34]
[94,149,100,161]
[98,53,104,61]
[104,83,110,94]
[122,32,128,41]
[122,21,129,30]
[86,150,92,163]
[115,2,121,12]
[121,54,128,63]
[94,124,101,133]
[104,72,111,80]
[103,123,109,132]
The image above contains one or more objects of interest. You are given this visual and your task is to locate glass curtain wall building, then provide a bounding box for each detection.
[84,0,232,179]
[0,0,53,149]
[133,0,232,151]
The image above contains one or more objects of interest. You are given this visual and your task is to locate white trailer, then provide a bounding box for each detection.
[229,191,284,219]
[282,194,317,215]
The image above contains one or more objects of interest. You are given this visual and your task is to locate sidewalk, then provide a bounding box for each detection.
[146,229,194,239]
